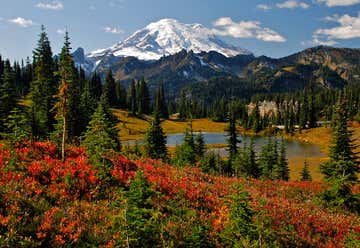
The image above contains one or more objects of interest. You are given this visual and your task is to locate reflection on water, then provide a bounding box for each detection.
[126,132,323,158]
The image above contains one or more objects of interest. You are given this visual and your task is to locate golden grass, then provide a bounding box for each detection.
[288,156,328,182]
[113,109,227,141]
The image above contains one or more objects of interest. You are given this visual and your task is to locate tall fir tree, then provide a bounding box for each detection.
[275,139,289,181]
[103,69,118,107]
[300,160,312,182]
[144,110,168,160]
[320,93,359,210]
[128,79,137,115]
[0,60,17,133]
[2,107,30,144]
[53,32,77,161]
[83,103,118,167]
[154,83,168,118]
[226,110,239,175]
[89,72,102,101]
[137,79,150,115]
[30,25,56,139]
[115,82,127,108]
[194,131,206,160]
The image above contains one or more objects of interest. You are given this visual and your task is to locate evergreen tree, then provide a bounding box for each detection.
[174,122,196,166]
[103,69,118,107]
[154,83,168,118]
[275,139,289,181]
[137,79,150,115]
[0,60,17,133]
[53,32,77,161]
[320,93,359,210]
[124,171,162,247]
[233,139,259,178]
[79,81,97,134]
[250,104,261,133]
[144,110,168,160]
[89,72,102,101]
[258,137,279,180]
[128,79,137,115]
[30,25,56,139]
[83,103,118,166]
[300,160,312,182]
[194,131,206,160]
[115,82,127,108]
[2,107,30,144]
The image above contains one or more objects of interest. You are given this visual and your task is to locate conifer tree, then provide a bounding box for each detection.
[275,139,289,181]
[320,93,359,210]
[0,60,17,133]
[144,110,168,160]
[30,25,56,139]
[300,160,312,182]
[2,107,30,144]
[154,83,168,118]
[174,121,196,166]
[227,111,239,162]
[53,32,77,161]
[128,79,137,115]
[80,82,97,134]
[89,72,102,101]
[103,69,118,107]
[137,79,150,115]
[258,137,278,180]
[115,82,127,108]
[194,131,206,159]
[83,103,118,166]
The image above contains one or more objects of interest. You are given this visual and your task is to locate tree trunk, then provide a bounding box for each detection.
[62,115,66,162]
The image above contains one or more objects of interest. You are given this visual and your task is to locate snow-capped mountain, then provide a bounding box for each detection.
[85,18,251,70]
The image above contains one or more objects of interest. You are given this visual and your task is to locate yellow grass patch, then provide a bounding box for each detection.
[113,109,227,141]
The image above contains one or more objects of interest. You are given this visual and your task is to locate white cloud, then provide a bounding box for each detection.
[316,0,360,7]
[257,4,272,11]
[36,1,63,10]
[212,17,286,42]
[311,12,360,45]
[8,17,35,27]
[276,0,310,9]
[104,26,124,34]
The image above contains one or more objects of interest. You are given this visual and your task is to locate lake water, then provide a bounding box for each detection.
[127,132,323,158]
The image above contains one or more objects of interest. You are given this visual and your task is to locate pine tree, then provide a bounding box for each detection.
[115,82,127,108]
[0,60,17,133]
[174,121,196,166]
[30,25,56,139]
[79,81,97,134]
[128,79,137,115]
[2,107,30,144]
[300,160,312,182]
[89,72,102,101]
[137,79,150,115]
[103,69,118,107]
[144,110,168,160]
[258,137,278,180]
[250,104,261,133]
[227,111,239,162]
[154,83,168,118]
[83,104,118,166]
[275,139,289,181]
[53,32,77,161]
[194,131,206,160]
[320,93,359,210]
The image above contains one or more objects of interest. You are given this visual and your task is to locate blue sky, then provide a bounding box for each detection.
[0,0,359,60]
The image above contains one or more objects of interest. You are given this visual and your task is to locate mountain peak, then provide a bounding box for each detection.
[88,18,251,61]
